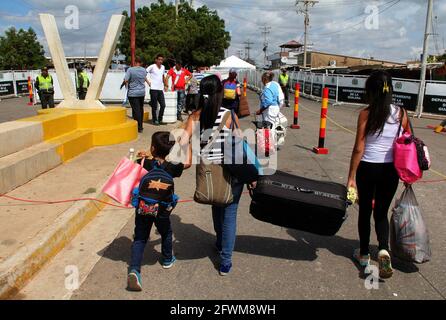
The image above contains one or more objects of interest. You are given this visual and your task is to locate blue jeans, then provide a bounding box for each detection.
[130,210,173,273]
[176,90,186,116]
[212,180,244,267]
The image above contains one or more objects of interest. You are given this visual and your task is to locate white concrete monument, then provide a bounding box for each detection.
[39,14,125,109]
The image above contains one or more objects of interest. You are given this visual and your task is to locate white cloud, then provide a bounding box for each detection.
[1,0,445,63]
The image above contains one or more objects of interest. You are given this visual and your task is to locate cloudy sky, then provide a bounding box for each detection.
[0,0,445,65]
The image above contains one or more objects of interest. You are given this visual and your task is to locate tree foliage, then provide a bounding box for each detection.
[0,27,46,70]
[118,0,231,67]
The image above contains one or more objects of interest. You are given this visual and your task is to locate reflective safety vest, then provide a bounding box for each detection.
[223,80,238,100]
[279,74,289,87]
[76,71,90,89]
[37,75,53,91]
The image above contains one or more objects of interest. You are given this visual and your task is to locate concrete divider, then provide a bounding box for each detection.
[0,107,137,195]
[0,121,43,158]
[0,188,111,299]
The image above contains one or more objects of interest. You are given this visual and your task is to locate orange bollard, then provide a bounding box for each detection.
[434,120,446,133]
[313,87,329,155]
[243,77,247,97]
[27,76,34,106]
[291,83,300,129]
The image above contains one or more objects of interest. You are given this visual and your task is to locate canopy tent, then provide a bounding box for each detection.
[212,55,256,70]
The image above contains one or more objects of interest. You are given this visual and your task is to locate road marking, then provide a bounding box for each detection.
[300,104,356,135]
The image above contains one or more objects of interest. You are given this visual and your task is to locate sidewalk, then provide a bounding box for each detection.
[9,91,446,300]
[0,110,177,298]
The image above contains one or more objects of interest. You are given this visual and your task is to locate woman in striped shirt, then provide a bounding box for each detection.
[180,75,248,276]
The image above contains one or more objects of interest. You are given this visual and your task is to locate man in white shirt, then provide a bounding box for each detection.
[146,54,167,125]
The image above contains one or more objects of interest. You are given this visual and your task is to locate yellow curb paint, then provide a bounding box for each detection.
[143,110,150,122]
[0,193,110,300]
[92,120,137,146]
[17,107,138,163]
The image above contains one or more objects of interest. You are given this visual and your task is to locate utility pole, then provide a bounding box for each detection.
[416,0,434,118]
[244,40,254,61]
[175,0,179,22]
[190,0,194,8]
[260,25,271,67]
[296,0,318,69]
[130,0,136,66]
[237,49,244,59]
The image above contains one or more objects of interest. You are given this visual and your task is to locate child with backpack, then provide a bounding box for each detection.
[127,131,191,291]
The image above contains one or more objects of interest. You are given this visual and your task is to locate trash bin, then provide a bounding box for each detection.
[163,91,177,123]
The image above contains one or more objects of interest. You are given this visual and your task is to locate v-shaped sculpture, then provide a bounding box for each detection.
[39,14,125,109]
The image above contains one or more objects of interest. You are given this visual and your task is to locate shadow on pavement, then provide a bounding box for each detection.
[96,213,419,277]
[294,144,315,153]
[286,229,419,275]
[97,236,161,267]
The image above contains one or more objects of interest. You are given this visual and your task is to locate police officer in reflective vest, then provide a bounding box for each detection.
[279,68,290,108]
[35,67,55,109]
[76,67,90,100]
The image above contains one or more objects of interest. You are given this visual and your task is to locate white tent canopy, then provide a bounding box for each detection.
[213,55,256,70]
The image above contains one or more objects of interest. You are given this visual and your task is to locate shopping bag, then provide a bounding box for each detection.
[238,95,250,119]
[390,186,431,263]
[102,157,148,207]
[256,128,276,157]
[393,132,422,184]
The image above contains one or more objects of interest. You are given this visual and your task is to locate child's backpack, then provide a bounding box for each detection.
[131,160,179,217]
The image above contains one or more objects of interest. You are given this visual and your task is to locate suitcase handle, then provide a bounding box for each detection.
[247,184,255,198]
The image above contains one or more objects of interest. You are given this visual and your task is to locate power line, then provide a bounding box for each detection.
[310,0,401,38]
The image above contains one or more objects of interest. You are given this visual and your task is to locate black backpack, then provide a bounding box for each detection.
[131,160,179,217]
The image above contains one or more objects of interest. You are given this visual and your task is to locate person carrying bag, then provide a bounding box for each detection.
[194,111,234,206]
[182,74,255,276]
[393,108,431,184]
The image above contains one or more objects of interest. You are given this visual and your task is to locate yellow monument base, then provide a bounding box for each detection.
[20,107,137,162]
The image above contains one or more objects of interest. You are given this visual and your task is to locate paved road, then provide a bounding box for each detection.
[19,91,446,300]
[0,97,39,123]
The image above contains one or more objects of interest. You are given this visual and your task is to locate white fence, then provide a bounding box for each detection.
[0,70,150,104]
[239,70,446,117]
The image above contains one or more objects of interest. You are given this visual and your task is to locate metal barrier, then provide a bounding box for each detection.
[239,69,446,117]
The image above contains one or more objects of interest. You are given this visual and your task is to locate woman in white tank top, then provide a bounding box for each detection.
[347,71,410,279]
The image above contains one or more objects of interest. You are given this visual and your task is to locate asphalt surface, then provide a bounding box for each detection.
[0,97,39,122]
[13,91,446,300]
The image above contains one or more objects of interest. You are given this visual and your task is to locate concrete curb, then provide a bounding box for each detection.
[0,189,111,299]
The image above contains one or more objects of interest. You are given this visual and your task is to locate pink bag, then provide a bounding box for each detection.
[102,157,148,207]
[393,132,423,184]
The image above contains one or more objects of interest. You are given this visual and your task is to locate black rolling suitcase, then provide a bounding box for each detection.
[249,171,349,236]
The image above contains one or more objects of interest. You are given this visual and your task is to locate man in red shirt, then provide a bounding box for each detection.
[166,60,192,121]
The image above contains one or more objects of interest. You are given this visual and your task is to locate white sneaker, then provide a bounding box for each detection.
[378,250,393,279]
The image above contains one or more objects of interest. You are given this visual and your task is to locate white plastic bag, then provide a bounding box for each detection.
[390,186,431,263]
